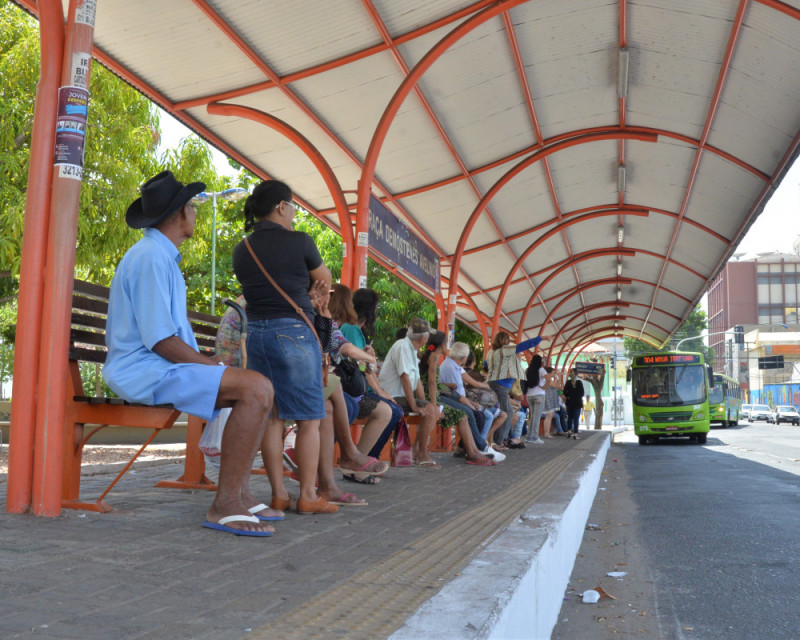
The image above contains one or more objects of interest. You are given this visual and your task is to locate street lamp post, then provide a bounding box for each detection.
[193,188,248,315]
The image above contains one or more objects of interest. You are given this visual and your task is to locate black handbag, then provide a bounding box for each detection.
[334,356,368,397]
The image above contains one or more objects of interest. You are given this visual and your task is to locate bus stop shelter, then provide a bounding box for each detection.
[7,0,800,516]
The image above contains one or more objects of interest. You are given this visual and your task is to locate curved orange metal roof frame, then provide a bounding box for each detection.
[206,102,356,286]
[552,318,667,363]
[517,275,692,341]
[493,248,636,336]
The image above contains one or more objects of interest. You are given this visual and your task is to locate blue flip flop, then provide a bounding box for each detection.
[201,514,273,537]
[248,503,285,521]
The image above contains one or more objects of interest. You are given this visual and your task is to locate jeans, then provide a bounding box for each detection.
[247,317,325,420]
[489,381,512,445]
[440,395,487,451]
[366,393,403,459]
[510,410,527,439]
[567,405,582,433]
[551,410,566,433]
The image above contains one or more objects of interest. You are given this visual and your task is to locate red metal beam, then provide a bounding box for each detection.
[640,0,749,339]
[6,0,65,515]
[355,0,531,318]
[206,102,355,287]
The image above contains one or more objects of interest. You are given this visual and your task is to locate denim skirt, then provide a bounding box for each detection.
[247,317,326,421]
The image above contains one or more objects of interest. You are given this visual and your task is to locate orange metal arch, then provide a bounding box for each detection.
[448,129,659,333]
[548,299,682,331]
[491,214,645,335]
[552,316,631,365]
[354,0,532,289]
[499,248,636,338]
[517,275,693,340]
[552,319,665,365]
[516,277,632,343]
[206,103,355,286]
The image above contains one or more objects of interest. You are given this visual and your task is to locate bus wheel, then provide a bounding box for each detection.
[721,420,728,429]
[697,433,707,444]
[638,435,648,445]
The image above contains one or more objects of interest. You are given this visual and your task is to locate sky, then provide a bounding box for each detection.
[158,110,800,256]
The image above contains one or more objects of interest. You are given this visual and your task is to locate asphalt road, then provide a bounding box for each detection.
[553,421,800,640]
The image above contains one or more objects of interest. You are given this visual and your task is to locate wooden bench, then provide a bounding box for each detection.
[63,279,220,512]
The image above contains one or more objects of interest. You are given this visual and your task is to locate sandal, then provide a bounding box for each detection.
[342,473,381,485]
[465,457,497,466]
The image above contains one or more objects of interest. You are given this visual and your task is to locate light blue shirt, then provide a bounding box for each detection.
[439,356,466,397]
[103,228,199,405]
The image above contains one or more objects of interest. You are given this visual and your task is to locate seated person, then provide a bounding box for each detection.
[460,350,508,449]
[419,334,496,466]
[104,171,274,537]
[438,342,505,461]
[378,318,440,467]
[339,287,406,463]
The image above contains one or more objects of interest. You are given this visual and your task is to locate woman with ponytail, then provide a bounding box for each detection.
[233,180,335,515]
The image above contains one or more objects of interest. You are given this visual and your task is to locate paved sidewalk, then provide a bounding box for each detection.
[0,431,610,640]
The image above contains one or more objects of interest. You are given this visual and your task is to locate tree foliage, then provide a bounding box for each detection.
[623,305,713,364]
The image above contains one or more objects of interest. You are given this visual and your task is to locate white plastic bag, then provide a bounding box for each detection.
[198,408,231,466]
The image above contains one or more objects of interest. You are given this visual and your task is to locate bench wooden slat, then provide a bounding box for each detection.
[72,293,108,315]
[71,311,106,330]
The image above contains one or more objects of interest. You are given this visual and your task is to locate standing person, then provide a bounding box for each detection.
[378,318,441,467]
[562,368,585,439]
[232,179,336,515]
[104,171,274,536]
[541,366,563,438]
[524,354,546,444]
[485,331,541,447]
[583,395,596,428]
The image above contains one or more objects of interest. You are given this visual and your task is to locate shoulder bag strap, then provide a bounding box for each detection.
[243,236,323,352]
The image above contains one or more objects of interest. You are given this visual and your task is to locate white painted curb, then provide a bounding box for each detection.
[389,434,610,640]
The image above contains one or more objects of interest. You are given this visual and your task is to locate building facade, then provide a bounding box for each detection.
[707,253,800,399]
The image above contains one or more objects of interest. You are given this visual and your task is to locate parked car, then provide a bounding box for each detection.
[772,405,800,425]
[741,404,753,421]
[749,404,772,422]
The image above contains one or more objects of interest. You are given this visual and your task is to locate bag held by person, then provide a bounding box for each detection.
[391,416,413,467]
[333,356,368,397]
[198,407,232,467]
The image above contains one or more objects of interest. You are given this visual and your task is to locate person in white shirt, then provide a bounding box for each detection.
[524,354,547,444]
[378,317,440,467]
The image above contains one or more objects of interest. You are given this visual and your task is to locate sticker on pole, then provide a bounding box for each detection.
[357,232,369,247]
[54,87,89,181]
[75,0,97,27]
[71,52,91,89]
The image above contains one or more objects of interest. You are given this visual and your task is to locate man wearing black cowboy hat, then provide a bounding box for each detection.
[104,171,277,536]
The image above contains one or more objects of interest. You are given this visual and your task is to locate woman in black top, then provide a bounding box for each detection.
[232,180,335,515]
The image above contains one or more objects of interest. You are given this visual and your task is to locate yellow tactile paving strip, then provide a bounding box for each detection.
[247,440,594,640]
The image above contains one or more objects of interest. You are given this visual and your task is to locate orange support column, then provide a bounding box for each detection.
[6,0,66,514]
[31,0,97,517]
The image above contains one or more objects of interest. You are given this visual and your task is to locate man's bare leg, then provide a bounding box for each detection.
[206,368,273,534]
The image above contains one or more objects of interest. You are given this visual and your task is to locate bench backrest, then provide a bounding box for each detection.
[70,278,220,365]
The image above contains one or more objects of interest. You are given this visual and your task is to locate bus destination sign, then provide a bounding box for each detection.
[634,354,701,366]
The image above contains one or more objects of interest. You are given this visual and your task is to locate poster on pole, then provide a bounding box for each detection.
[54,86,89,181]
[368,195,440,293]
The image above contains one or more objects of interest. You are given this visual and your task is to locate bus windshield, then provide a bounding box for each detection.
[633,364,707,407]
[709,385,724,404]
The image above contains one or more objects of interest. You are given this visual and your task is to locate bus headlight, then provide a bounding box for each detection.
[638,414,651,422]
[691,411,705,421]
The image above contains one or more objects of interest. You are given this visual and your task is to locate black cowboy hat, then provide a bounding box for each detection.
[125,170,206,229]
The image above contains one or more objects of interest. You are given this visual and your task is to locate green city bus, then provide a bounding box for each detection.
[709,373,741,428]
[629,352,713,445]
